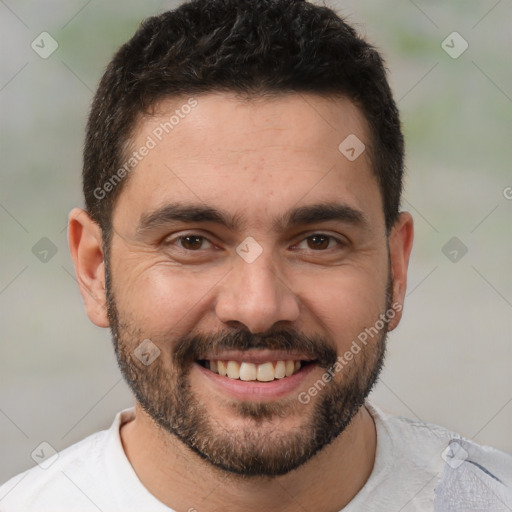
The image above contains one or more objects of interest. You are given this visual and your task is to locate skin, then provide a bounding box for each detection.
[68,92,413,511]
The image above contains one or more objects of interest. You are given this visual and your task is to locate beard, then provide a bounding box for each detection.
[105,262,391,478]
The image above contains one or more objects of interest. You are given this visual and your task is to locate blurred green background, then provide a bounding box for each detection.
[1,0,511,482]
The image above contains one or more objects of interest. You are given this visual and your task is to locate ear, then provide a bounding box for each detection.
[67,208,109,328]
[387,211,414,331]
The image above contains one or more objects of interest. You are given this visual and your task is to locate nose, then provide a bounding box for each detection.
[215,250,301,334]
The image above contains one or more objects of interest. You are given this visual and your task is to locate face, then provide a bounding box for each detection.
[103,93,403,476]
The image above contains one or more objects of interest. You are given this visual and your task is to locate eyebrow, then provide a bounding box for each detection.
[136,201,367,236]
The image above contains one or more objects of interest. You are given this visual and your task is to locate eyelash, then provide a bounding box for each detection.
[165,232,346,252]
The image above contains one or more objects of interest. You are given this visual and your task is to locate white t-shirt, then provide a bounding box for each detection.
[1,402,511,511]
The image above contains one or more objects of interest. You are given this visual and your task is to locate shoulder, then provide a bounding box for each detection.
[365,402,512,509]
[0,410,133,512]
[368,402,462,457]
[0,430,108,511]
[368,402,512,476]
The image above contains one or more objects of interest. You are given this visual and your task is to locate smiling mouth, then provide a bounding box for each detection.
[196,359,316,382]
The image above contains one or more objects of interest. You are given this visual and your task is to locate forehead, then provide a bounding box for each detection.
[114,92,383,233]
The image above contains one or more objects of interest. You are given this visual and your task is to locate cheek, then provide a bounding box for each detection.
[293,267,388,346]
[112,259,228,334]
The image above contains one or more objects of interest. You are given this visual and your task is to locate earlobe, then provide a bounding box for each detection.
[68,208,110,328]
[387,212,414,331]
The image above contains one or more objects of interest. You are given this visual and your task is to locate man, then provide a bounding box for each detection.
[1,0,511,510]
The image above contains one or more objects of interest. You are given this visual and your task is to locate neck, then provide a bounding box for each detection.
[120,404,377,511]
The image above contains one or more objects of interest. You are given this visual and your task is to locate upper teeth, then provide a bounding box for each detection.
[207,360,302,381]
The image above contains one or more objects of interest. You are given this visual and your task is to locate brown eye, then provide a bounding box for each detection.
[164,233,217,253]
[179,235,204,250]
[306,234,331,250]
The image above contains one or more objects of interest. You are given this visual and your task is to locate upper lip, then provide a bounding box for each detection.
[197,350,315,364]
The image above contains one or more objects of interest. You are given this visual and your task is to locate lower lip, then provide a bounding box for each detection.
[194,361,317,401]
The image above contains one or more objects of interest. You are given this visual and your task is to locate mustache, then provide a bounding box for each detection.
[173,328,338,370]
